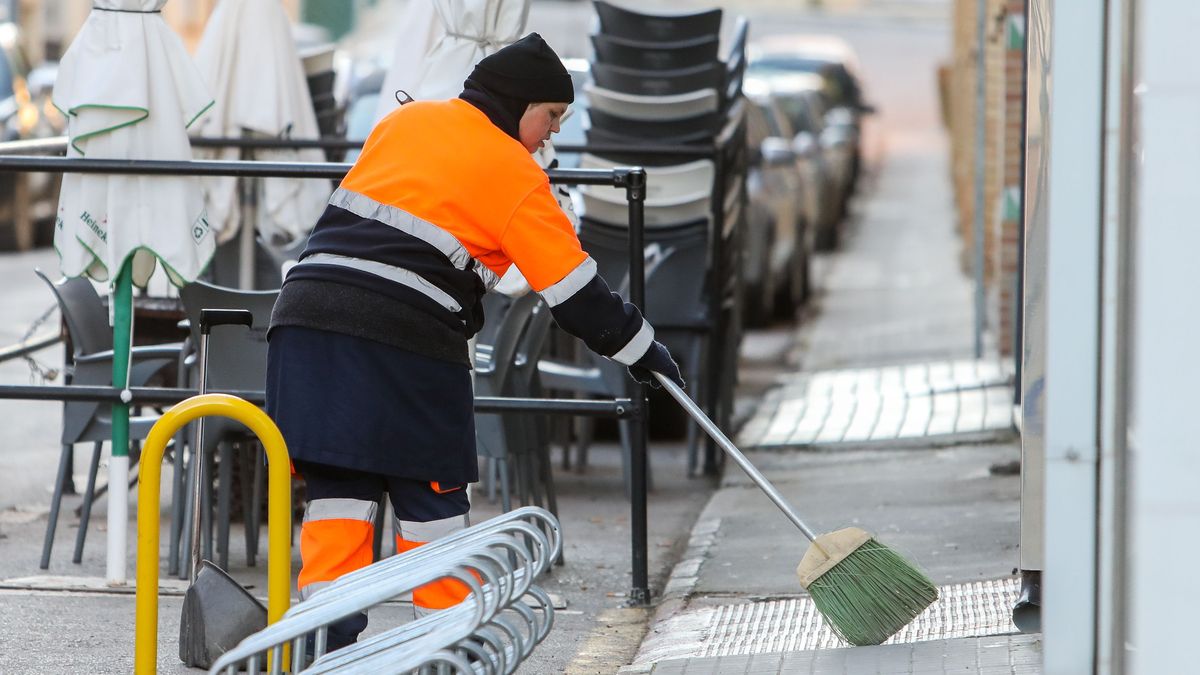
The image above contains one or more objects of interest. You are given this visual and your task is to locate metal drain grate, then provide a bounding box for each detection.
[698,576,1021,657]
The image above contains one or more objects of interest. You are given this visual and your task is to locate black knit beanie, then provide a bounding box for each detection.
[464,33,574,105]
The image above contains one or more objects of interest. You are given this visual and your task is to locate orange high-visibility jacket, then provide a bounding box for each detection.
[286,98,655,366]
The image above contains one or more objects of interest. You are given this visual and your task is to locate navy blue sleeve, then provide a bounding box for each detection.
[537,256,654,365]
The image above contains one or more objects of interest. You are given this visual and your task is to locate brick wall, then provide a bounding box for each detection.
[946,0,1025,357]
[994,0,1025,358]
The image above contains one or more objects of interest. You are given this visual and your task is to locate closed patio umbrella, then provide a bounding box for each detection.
[404,0,575,298]
[52,0,213,583]
[371,0,441,123]
[192,0,327,266]
[374,0,530,116]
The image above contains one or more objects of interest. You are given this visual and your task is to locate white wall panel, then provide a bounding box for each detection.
[1127,2,1200,667]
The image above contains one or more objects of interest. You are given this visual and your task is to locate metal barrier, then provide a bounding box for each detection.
[209,506,560,674]
[0,150,659,606]
[134,394,293,675]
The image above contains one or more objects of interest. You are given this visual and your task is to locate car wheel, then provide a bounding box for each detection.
[815,217,839,251]
[773,247,803,322]
[743,233,776,328]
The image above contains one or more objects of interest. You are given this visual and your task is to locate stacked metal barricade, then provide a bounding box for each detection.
[209,506,560,674]
[569,1,750,473]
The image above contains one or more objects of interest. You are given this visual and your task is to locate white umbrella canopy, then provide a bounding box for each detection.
[371,0,441,123]
[51,0,214,584]
[368,0,577,299]
[53,0,215,288]
[371,0,532,122]
[192,0,328,246]
[414,0,531,100]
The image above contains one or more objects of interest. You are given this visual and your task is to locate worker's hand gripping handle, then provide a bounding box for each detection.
[198,308,254,336]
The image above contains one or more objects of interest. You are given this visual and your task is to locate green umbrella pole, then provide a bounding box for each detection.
[111,259,133,458]
[107,258,133,584]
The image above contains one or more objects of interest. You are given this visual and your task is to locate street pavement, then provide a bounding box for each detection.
[0,436,711,673]
[0,1,1039,673]
[616,5,1039,671]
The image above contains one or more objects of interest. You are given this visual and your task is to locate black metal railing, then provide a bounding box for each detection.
[0,151,658,604]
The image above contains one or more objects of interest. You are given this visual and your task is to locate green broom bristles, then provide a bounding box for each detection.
[805,538,939,646]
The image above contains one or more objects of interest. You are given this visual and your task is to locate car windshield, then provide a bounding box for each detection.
[750,59,859,108]
[750,57,826,77]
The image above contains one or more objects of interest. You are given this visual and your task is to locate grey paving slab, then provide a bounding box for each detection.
[897,394,933,438]
[841,393,881,443]
[687,443,1021,597]
[955,389,986,433]
[870,397,907,440]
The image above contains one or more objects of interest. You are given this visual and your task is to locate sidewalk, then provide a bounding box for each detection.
[622,102,1038,673]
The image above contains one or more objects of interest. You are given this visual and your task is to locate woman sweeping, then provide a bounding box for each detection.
[265,33,684,652]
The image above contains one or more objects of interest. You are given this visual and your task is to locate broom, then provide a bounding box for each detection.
[654,373,938,645]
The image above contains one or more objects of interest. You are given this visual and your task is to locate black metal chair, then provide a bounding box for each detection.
[172,281,278,576]
[576,218,712,475]
[590,32,720,72]
[474,292,551,513]
[593,0,722,44]
[584,83,721,126]
[723,17,750,108]
[578,154,716,229]
[588,60,720,98]
[590,61,726,98]
[586,107,723,143]
[34,270,182,569]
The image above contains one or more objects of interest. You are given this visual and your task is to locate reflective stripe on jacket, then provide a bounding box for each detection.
[285,98,653,364]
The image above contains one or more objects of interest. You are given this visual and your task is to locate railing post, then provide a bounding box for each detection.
[624,167,651,606]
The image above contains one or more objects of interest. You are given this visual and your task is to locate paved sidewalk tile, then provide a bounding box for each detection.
[738,360,1015,450]
[645,634,1042,674]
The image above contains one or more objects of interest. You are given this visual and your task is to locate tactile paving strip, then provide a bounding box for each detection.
[696,576,1021,657]
[737,360,1015,449]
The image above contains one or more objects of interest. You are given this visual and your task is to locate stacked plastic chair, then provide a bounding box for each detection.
[583,1,743,161]
[566,1,749,474]
[209,507,560,674]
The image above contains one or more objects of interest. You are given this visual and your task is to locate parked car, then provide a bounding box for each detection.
[749,35,874,200]
[747,72,843,250]
[742,88,810,325]
[0,22,64,250]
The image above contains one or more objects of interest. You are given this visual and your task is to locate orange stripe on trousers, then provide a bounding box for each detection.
[395,537,474,610]
[298,519,374,592]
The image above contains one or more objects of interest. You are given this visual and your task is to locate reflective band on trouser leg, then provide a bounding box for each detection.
[298,498,378,600]
[394,514,470,613]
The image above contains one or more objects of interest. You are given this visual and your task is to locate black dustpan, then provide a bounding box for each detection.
[180,560,267,668]
[178,309,261,668]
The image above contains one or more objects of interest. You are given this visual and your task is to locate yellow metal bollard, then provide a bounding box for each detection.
[134,394,292,674]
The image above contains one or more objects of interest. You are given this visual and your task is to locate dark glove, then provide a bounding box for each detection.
[628,341,685,389]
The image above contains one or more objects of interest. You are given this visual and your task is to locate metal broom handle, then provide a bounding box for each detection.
[654,373,819,542]
[187,325,210,583]
[189,309,255,582]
